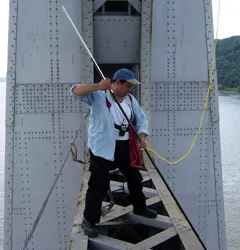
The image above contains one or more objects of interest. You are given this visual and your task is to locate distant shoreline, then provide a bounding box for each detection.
[218,90,240,95]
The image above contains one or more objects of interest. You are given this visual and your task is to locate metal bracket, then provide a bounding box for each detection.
[93,0,107,13]
[93,0,142,14]
[127,0,141,13]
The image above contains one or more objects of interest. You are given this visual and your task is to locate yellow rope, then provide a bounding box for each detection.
[142,1,221,165]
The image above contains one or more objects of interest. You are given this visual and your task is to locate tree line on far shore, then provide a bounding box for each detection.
[216,36,240,93]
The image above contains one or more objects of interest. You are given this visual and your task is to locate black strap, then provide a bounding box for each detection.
[106,94,134,124]
[114,123,129,132]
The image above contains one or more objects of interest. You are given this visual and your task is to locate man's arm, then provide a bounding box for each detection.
[72,79,111,96]
[131,97,149,137]
[129,95,149,149]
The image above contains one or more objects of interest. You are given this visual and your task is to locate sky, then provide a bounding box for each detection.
[0,0,240,77]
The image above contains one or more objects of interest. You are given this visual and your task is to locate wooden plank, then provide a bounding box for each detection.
[136,227,178,248]
[143,153,205,250]
[70,233,88,250]
[89,234,151,250]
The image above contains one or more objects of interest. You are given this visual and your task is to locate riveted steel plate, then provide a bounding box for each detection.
[151,81,210,111]
[16,0,52,83]
[149,1,226,249]
[93,16,141,64]
[15,84,85,114]
[11,112,85,249]
[151,0,208,82]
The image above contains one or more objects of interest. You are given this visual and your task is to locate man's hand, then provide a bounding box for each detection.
[97,78,111,91]
[72,79,111,96]
[139,133,147,149]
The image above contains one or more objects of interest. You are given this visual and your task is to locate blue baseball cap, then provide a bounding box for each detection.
[113,68,141,85]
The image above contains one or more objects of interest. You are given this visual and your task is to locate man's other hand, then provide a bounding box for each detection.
[139,133,147,149]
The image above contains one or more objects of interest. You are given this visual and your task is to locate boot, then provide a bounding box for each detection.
[81,218,98,237]
[133,207,157,219]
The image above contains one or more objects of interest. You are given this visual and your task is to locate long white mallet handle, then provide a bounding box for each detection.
[62,5,106,80]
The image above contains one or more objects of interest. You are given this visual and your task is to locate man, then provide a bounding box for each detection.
[70,68,157,237]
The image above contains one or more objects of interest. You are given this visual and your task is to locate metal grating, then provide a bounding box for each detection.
[69,154,205,250]
[93,16,141,64]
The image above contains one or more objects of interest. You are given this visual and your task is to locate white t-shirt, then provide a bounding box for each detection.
[109,98,132,140]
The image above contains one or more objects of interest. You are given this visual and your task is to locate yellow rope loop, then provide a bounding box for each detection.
[70,143,85,164]
[101,202,115,217]
[70,143,78,162]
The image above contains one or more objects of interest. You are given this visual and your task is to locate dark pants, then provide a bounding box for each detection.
[83,140,146,223]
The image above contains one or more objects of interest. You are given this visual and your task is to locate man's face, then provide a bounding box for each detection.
[116,80,134,97]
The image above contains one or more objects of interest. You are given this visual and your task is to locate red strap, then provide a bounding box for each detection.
[106,97,111,109]
[106,94,132,110]
[129,123,143,168]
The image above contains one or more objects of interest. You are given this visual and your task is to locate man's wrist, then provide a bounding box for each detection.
[94,83,100,91]
[139,133,147,139]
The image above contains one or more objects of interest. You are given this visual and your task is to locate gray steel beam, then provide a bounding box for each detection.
[136,227,178,249]
[143,153,205,250]
[140,0,152,130]
[123,213,173,230]
[203,0,226,248]
[89,234,151,250]
[70,233,88,250]
[110,181,158,198]
[4,0,18,249]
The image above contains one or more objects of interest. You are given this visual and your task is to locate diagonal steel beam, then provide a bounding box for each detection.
[100,196,161,224]
[143,153,205,250]
[136,227,178,248]
[110,180,158,198]
[122,213,173,230]
[89,234,151,250]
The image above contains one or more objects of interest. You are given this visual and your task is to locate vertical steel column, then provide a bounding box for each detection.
[4,0,18,249]
[204,0,226,249]
[140,0,153,136]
